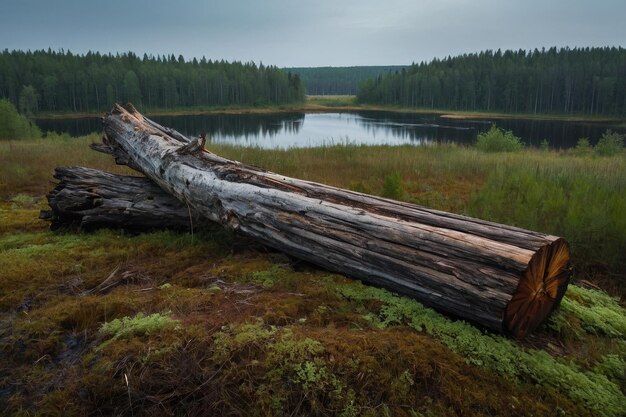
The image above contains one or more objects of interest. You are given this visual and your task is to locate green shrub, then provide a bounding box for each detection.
[382,171,405,200]
[475,125,523,152]
[595,130,624,156]
[575,137,592,155]
[0,99,41,140]
[539,139,550,151]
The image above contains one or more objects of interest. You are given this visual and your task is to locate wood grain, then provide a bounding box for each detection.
[95,103,572,337]
[40,166,202,232]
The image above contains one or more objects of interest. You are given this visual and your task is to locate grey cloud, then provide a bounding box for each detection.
[0,0,624,66]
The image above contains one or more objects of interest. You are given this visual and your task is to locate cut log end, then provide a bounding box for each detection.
[94,104,574,338]
[504,238,572,338]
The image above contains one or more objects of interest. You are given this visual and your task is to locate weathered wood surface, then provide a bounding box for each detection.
[99,104,572,337]
[40,166,202,231]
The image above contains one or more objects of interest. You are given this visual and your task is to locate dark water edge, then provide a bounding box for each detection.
[35,111,625,149]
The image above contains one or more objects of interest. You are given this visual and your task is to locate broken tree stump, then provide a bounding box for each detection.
[97,104,571,337]
[40,166,202,231]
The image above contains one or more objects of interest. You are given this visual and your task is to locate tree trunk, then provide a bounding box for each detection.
[99,104,572,337]
[40,166,202,232]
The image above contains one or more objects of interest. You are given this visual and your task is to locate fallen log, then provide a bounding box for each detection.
[40,166,202,231]
[99,104,571,337]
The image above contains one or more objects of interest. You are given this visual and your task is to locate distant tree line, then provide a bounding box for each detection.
[286,66,407,95]
[0,49,305,114]
[357,47,626,115]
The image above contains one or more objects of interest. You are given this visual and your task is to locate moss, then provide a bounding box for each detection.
[210,321,341,414]
[250,265,289,288]
[338,282,626,417]
[594,352,626,385]
[100,312,180,340]
[3,250,607,417]
[2,140,626,416]
[549,285,626,343]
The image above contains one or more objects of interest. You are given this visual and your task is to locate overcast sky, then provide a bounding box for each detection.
[1,0,624,67]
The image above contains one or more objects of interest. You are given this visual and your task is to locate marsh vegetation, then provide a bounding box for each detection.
[1,130,624,415]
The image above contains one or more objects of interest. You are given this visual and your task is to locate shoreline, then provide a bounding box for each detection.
[32,98,626,125]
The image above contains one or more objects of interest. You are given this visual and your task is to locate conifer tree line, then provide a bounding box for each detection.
[0,49,305,114]
[357,47,626,115]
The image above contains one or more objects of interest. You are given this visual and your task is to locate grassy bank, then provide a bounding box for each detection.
[0,133,133,196]
[1,137,625,288]
[1,137,625,416]
[32,96,626,125]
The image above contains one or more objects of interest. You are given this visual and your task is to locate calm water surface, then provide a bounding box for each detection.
[36,111,624,149]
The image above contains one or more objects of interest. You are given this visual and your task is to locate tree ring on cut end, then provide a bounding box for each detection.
[504,238,572,338]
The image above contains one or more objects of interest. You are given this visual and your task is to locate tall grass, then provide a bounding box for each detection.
[203,144,626,287]
[468,154,626,282]
[2,137,624,288]
[209,143,487,196]
[0,133,132,196]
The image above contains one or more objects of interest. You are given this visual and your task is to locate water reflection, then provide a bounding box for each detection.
[353,112,476,145]
[36,111,624,149]
[152,113,304,140]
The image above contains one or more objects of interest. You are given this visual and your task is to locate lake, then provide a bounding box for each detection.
[36,111,624,149]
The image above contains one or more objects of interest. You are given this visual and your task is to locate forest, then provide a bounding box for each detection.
[4,48,625,117]
[357,47,626,116]
[285,66,406,95]
[0,49,305,114]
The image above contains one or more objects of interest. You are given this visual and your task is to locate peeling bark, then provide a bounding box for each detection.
[97,104,571,337]
[40,166,202,232]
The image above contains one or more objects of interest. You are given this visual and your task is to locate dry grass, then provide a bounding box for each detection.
[0,134,132,197]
